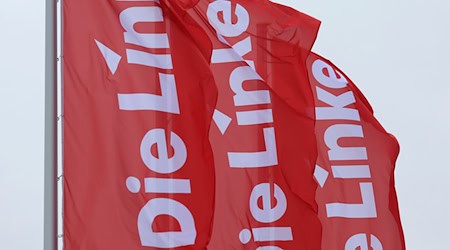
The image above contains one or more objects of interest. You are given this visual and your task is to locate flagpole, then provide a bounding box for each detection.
[44,0,57,248]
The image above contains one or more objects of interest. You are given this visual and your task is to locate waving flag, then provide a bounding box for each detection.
[63,0,217,249]
[183,1,323,248]
[63,0,404,248]
[308,52,405,250]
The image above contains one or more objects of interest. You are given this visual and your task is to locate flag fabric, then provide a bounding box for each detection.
[64,0,217,249]
[63,0,404,249]
[183,1,323,248]
[308,52,405,250]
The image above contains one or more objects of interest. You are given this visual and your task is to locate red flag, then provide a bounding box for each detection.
[63,0,217,249]
[308,52,405,249]
[186,1,323,248]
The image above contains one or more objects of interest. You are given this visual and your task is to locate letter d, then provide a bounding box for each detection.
[138,198,196,248]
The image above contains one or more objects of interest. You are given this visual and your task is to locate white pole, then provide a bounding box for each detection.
[44,0,57,248]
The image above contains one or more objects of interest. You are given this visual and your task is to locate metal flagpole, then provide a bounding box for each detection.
[44,0,57,248]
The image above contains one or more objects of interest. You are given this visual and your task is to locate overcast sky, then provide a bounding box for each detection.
[1,0,449,249]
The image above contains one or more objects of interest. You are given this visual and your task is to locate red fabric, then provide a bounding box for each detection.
[308,52,405,250]
[64,0,217,249]
[185,1,323,248]
[65,0,406,249]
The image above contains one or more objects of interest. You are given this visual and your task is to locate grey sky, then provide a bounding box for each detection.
[1,0,449,249]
